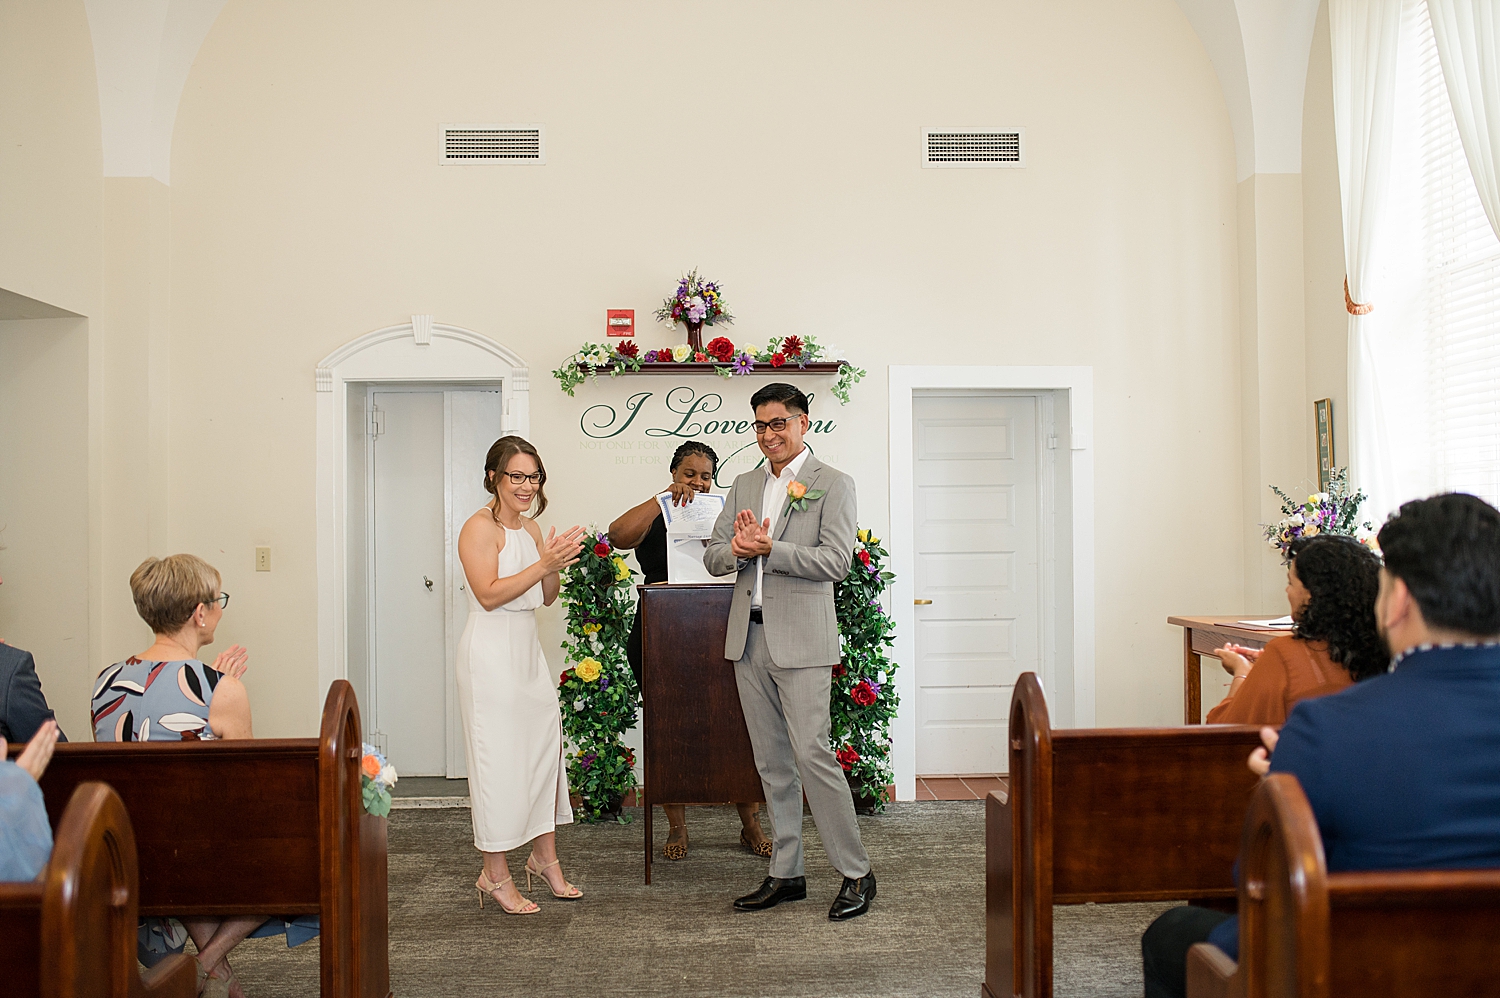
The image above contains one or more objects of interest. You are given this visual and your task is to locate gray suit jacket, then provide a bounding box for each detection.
[703,454,856,668]
[0,643,65,743]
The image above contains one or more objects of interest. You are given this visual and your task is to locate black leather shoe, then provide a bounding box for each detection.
[733,876,807,911]
[828,871,876,920]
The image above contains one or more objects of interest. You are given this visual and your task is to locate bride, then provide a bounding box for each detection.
[455,435,586,915]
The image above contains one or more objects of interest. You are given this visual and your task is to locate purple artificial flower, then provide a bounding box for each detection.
[868,681,882,696]
[599,675,609,690]
[732,352,755,375]
[643,349,658,362]
[580,752,597,770]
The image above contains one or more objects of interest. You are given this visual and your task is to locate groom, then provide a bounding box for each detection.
[704,382,876,920]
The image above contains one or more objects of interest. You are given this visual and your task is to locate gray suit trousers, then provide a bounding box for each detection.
[734,622,871,881]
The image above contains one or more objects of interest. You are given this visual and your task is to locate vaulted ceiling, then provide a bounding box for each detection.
[81,0,1323,186]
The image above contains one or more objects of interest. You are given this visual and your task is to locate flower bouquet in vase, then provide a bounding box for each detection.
[1263,467,1375,562]
[654,269,732,353]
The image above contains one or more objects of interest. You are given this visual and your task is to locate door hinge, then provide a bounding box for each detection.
[370,406,385,437]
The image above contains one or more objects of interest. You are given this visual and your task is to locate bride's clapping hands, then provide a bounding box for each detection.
[540,525,587,573]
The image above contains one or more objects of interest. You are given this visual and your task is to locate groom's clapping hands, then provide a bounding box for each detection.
[731,509,773,559]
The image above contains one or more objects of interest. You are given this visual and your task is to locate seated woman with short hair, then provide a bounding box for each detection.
[1205,534,1386,725]
[92,554,308,998]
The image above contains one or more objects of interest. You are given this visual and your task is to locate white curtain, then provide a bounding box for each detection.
[1429,0,1500,239]
[1331,0,1404,521]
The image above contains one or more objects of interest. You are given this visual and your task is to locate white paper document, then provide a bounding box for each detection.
[658,491,727,583]
[1235,615,1294,629]
[656,491,725,540]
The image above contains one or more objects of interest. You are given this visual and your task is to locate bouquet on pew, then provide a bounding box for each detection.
[832,527,899,812]
[360,743,398,817]
[558,530,640,823]
[1264,467,1374,561]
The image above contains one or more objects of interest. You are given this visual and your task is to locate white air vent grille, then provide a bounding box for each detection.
[924,129,1024,168]
[441,124,544,163]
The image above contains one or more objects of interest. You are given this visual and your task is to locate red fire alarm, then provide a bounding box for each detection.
[606,309,635,338]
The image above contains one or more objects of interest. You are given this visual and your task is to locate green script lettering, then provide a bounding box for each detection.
[580,391,653,439]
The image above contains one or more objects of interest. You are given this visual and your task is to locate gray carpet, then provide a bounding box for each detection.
[224,802,1170,997]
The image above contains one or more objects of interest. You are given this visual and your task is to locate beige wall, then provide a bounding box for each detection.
[1303,1,1350,476]
[0,0,101,316]
[0,318,93,738]
[0,0,102,739]
[152,0,1246,733]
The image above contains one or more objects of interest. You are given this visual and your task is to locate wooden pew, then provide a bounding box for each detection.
[1187,773,1500,998]
[0,781,196,998]
[11,680,390,998]
[986,672,1266,998]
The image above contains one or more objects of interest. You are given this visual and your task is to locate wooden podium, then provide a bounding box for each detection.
[639,583,764,884]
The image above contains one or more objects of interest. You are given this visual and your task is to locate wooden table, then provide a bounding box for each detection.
[639,583,764,884]
[1167,615,1288,724]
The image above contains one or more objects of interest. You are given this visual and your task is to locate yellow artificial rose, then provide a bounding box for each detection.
[614,556,631,581]
[582,622,602,635]
[575,658,602,682]
[857,529,870,543]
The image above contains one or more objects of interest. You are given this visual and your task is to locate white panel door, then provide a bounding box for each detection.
[913,394,1041,775]
[372,390,448,776]
[444,390,503,779]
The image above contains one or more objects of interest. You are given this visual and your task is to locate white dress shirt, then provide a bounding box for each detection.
[752,447,811,609]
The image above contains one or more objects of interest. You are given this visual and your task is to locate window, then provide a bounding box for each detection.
[1405,0,1500,504]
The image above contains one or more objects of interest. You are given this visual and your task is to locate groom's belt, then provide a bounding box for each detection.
[749,607,764,624]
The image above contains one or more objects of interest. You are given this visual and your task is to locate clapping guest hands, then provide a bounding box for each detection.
[1248,726,1279,776]
[1212,643,1261,678]
[4,719,59,782]
[211,645,250,679]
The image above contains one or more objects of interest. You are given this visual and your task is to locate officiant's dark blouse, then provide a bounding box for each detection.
[634,515,669,585]
[626,515,670,683]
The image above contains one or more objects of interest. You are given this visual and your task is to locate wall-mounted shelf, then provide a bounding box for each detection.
[577,360,846,375]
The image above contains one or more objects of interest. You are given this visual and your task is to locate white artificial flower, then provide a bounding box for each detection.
[825,342,846,361]
[1287,513,1304,527]
[877,670,887,684]
[671,344,693,362]
[574,699,585,711]
[379,764,398,787]
[575,351,587,364]
[743,344,761,359]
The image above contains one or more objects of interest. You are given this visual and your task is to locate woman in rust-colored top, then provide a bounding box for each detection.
[1207,534,1386,725]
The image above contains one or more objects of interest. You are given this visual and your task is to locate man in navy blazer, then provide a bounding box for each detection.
[0,643,65,743]
[1143,492,1500,998]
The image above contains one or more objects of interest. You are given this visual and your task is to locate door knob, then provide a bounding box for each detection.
[423,576,434,591]
[914,599,932,605]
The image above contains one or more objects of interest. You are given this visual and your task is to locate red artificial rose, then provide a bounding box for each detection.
[832,662,847,678]
[616,340,639,359]
[593,542,610,557]
[782,335,804,357]
[851,681,877,706]
[770,352,786,368]
[559,671,571,686]
[694,351,708,362]
[836,745,860,771]
[857,549,871,568]
[706,336,735,363]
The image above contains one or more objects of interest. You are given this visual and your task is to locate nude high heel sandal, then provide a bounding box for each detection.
[476,871,539,914]
[525,857,583,899]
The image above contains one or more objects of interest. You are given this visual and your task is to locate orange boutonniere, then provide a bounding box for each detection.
[785,480,826,513]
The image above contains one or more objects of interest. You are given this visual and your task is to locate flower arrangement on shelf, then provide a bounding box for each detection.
[360,743,398,817]
[557,529,640,823]
[654,269,733,350]
[831,528,898,813]
[552,340,645,396]
[1263,467,1375,562]
[552,332,867,404]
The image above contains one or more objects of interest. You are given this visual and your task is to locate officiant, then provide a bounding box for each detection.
[608,440,773,862]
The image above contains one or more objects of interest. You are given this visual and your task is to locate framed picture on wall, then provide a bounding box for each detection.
[1315,398,1335,492]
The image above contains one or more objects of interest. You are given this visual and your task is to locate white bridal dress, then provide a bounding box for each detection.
[455,522,573,852]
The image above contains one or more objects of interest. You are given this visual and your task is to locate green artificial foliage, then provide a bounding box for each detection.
[830,528,898,811]
[557,530,639,823]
